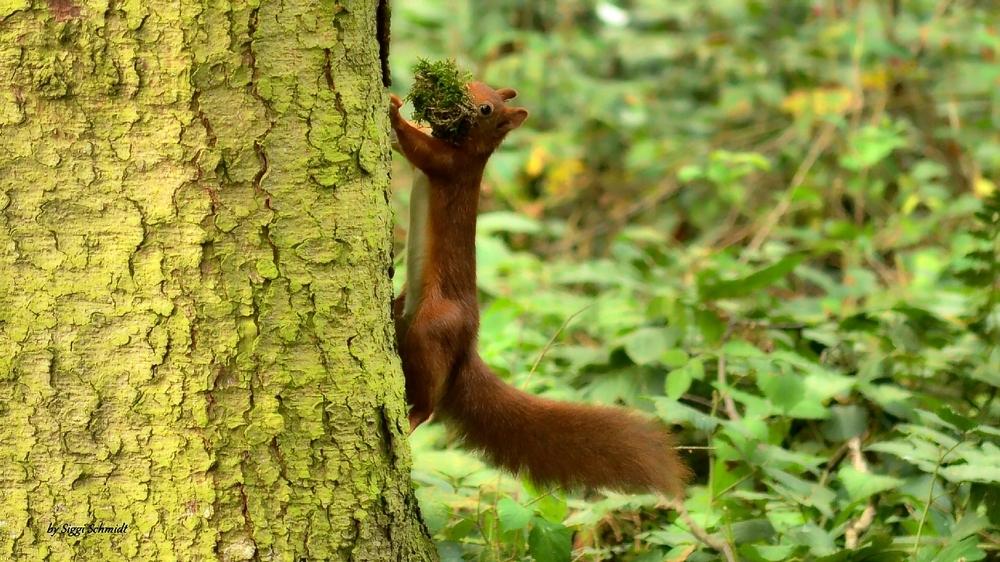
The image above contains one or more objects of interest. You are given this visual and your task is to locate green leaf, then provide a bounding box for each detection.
[764,468,836,519]
[728,518,776,543]
[814,535,907,561]
[443,517,477,542]
[823,405,868,441]
[837,466,904,502]
[723,339,765,358]
[665,365,692,399]
[698,254,803,300]
[748,544,800,561]
[622,327,675,365]
[415,487,450,534]
[866,440,943,471]
[660,348,689,367]
[931,535,987,562]
[840,123,908,171]
[528,518,572,562]
[757,370,806,413]
[678,164,703,181]
[935,406,977,432]
[695,308,726,345]
[522,481,568,523]
[786,523,836,557]
[940,464,1000,484]
[496,497,533,533]
[653,397,721,433]
[751,443,827,471]
[478,211,543,235]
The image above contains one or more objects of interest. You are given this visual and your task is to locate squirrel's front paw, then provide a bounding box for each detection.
[389,94,403,127]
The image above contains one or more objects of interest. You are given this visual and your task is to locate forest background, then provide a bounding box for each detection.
[388,1,1000,561]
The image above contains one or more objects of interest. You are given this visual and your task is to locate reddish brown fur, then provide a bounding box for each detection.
[389,84,690,495]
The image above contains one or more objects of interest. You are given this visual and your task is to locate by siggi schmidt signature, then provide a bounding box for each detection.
[47,522,129,537]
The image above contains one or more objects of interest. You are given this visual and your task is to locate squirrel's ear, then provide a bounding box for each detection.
[497,88,518,101]
[501,107,528,132]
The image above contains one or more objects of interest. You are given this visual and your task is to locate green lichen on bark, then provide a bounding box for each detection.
[0,0,434,560]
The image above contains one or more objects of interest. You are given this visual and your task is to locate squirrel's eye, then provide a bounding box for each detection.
[479,103,493,116]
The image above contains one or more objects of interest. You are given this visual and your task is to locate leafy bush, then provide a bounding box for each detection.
[390,1,1000,560]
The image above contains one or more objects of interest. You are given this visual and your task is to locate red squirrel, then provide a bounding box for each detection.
[389,83,690,496]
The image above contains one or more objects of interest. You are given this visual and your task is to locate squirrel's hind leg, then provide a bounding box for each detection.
[399,296,468,431]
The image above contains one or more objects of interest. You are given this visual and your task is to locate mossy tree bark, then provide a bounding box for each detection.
[0,0,434,560]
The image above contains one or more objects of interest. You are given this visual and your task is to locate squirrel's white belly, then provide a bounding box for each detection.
[404,170,431,317]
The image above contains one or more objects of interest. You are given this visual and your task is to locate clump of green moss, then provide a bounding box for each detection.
[406,58,476,144]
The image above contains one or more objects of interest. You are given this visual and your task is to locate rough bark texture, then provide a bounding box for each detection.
[0,0,435,560]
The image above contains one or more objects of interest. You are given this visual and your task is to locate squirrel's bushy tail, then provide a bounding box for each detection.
[439,354,690,496]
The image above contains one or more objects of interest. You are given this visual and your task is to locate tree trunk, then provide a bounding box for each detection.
[0,1,435,560]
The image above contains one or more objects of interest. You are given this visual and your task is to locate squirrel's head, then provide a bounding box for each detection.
[465,82,529,155]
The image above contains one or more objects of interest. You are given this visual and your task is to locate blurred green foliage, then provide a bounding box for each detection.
[389,1,1000,560]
